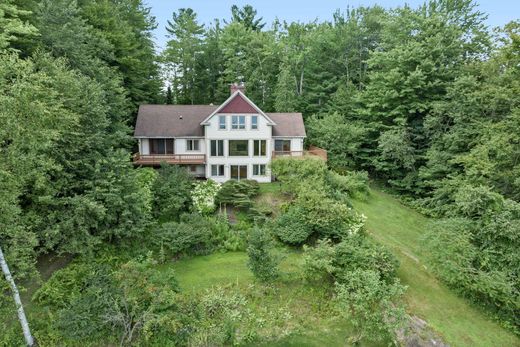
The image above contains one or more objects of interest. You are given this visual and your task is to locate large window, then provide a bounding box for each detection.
[211,165,225,177]
[228,140,249,156]
[210,140,224,157]
[150,139,174,155]
[253,140,266,156]
[253,164,266,176]
[219,115,226,130]
[231,165,247,180]
[274,139,291,152]
[251,115,258,130]
[231,115,246,130]
[186,139,200,151]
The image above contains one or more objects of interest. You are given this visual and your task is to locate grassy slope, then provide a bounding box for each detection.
[351,189,519,347]
[170,251,384,347]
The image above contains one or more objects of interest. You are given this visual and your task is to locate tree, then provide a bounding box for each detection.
[164,8,205,104]
[165,85,173,104]
[336,270,406,344]
[230,5,265,31]
[247,227,280,282]
[0,0,38,51]
[0,247,34,346]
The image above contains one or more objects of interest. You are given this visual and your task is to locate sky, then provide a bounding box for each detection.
[147,0,520,51]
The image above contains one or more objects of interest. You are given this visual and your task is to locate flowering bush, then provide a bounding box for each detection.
[192,179,222,214]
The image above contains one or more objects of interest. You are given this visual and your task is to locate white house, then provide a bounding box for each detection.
[133,84,324,182]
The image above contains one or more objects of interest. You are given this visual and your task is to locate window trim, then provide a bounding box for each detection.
[274,139,291,152]
[252,164,267,176]
[210,139,224,157]
[186,139,200,151]
[228,139,249,157]
[253,139,267,157]
[211,164,225,177]
[218,115,226,130]
[251,115,258,130]
[231,115,246,130]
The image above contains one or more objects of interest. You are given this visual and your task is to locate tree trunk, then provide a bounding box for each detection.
[0,246,34,346]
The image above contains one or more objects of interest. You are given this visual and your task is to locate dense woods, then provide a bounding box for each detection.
[1,0,519,345]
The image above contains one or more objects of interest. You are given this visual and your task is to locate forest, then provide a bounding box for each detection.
[1,0,519,346]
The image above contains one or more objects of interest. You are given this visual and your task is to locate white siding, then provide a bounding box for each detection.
[175,138,206,155]
[205,113,273,182]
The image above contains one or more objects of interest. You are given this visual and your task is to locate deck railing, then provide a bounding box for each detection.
[272,146,327,161]
[133,153,206,166]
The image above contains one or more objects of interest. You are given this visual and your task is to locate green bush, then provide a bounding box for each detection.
[303,235,399,285]
[274,205,313,245]
[327,170,370,199]
[247,227,280,282]
[216,179,259,210]
[152,164,194,220]
[270,157,328,194]
[34,256,180,344]
[335,269,406,344]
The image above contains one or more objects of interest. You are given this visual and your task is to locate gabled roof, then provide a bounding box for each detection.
[134,104,306,138]
[200,91,276,125]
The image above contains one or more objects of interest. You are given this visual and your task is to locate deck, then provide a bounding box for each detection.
[272,146,327,161]
[133,153,206,166]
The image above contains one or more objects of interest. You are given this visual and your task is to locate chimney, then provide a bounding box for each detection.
[230,82,245,95]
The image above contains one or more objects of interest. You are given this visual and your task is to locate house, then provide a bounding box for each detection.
[133,83,326,182]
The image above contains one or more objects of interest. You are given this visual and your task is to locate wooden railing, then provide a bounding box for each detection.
[272,146,327,161]
[133,153,206,166]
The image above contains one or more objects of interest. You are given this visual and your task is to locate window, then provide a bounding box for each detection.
[210,140,224,157]
[228,140,249,156]
[253,140,266,156]
[186,139,200,151]
[150,139,174,155]
[219,116,226,130]
[211,165,225,177]
[251,115,258,130]
[189,165,197,172]
[231,165,248,180]
[274,139,291,152]
[253,164,266,176]
[231,115,246,130]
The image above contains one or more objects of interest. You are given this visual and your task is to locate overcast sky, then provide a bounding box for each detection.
[147,0,519,51]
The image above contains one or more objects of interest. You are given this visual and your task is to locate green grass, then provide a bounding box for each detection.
[167,250,384,347]
[351,189,520,347]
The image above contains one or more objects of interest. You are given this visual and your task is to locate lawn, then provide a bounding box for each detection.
[351,189,520,347]
[168,251,386,347]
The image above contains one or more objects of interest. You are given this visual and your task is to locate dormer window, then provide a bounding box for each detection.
[232,115,246,130]
[219,115,226,130]
[251,115,258,130]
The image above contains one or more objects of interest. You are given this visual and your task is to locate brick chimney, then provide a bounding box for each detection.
[230,82,245,95]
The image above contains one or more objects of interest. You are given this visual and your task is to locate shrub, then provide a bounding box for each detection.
[34,256,180,344]
[274,205,313,245]
[452,184,504,218]
[247,227,280,282]
[152,214,217,255]
[216,180,259,210]
[335,269,406,344]
[327,170,370,199]
[270,157,328,194]
[152,164,194,220]
[192,179,221,215]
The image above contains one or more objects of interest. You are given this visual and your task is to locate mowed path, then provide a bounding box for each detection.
[351,189,519,347]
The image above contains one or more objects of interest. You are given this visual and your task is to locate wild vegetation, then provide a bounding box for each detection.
[1,0,519,345]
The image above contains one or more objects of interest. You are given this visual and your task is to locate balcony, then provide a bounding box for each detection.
[133,153,206,166]
[272,146,327,161]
